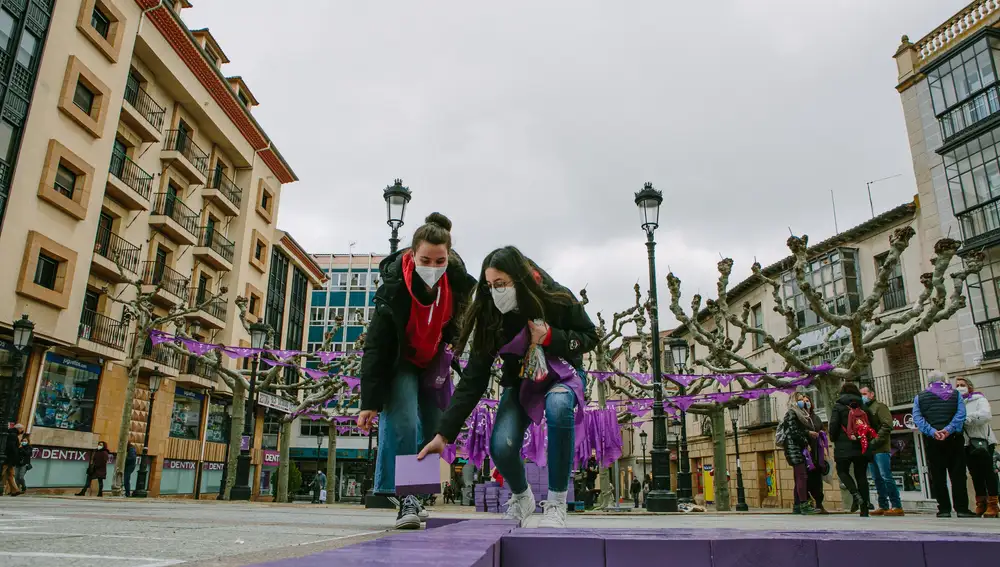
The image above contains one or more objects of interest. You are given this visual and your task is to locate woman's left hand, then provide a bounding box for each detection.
[528,320,549,345]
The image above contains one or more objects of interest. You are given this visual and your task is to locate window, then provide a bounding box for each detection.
[311,306,326,323]
[213,161,225,187]
[307,342,323,353]
[347,307,365,325]
[32,353,102,432]
[15,30,37,69]
[943,129,1000,245]
[261,192,270,210]
[34,253,59,289]
[327,272,349,291]
[0,9,13,53]
[249,295,259,316]
[875,253,906,311]
[967,249,1000,358]
[261,414,280,450]
[91,6,110,38]
[0,119,17,164]
[351,273,369,290]
[73,81,95,115]
[928,37,998,114]
[238,91,250,106]
[284,268,308,384]
[256,180,275,223]
[751,303,764,350]
[255,240,265,260]
[54,164,76,199]
[249,230,269,272]
[300,420,327,437]
[265,248,289,341]
[329,307,345,323]
[780,249,861,328]
[169,387,203,440]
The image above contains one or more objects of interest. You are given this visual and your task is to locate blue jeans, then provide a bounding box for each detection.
[490,383,576,494]
[373,365,442,495]
[868,452,901,509]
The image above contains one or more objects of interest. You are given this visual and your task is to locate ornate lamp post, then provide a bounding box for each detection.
[230,322,270,501]
[638,429,648,483]
[634,182,677,513]
[668,337,693,503]
[0,315,34,474]
[133,371,163,498]
[316,430,325,502]
[217,404,233,499]
[728,403,750,511]
[383,179,412,254]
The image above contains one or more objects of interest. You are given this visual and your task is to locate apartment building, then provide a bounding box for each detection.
[671,201,937,510]
[893,0,1000,455]
[0,0,316,499]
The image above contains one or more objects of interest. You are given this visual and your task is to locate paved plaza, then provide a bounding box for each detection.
[2,497,998,566]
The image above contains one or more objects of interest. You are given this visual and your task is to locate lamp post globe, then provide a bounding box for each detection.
[12,314,35,350]
[383,179,412,254]
[728,404,750,511]
[249,322,269,350]
[633,181,676,513]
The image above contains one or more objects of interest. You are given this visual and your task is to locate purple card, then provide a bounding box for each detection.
[396,454,442,496]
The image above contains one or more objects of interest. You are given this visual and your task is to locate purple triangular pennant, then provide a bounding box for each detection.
[223,347,258,359]
[270,349,300,361]
[316,351,340,365]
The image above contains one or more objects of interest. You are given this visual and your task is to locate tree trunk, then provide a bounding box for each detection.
[111,335,146,497]
[594,350,615,510]
[276,419,292,503]
[326,423,338,503]
[223,381,246,500]
[711,409,731,511]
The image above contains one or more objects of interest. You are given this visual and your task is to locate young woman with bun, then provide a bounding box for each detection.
[357,213,476,529]
[419,246,597,528]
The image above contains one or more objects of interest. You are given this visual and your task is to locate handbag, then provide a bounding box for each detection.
[969,437,991,458]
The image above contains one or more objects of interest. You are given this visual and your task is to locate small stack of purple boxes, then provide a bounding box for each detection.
[495,461,575,514]
[474,481,501,513]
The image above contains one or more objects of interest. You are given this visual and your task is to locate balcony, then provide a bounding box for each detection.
[188,289,227,330]
[882,276,907,312]
[91,225,141,283]
[178,356,218,390]
[121,77,165,143]
[149,192,198,245]
[135,334,182,378]
[868,369,929,409]
[957,198,1000,252]
[106,152,153,211]
[978,318,1000,361]
[193,227,234,271]
[203,169,242,217]
[161,130,209,184]
[78,309,128,360]
[938,84,1000,144]
[736,396,779,430]
[140,261,189,307]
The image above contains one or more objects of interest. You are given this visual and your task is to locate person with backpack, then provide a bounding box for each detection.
[418,246,598,528]
[955,377,998,518]
[828,382,872,517]
[860,386,903,516]
[912,371,976,518]
[356,213,477,530]
[778,393,814,514]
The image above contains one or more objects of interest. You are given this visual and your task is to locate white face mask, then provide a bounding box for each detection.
[415,265,446,287]
[491,287,518,314]
[956,386,969,395]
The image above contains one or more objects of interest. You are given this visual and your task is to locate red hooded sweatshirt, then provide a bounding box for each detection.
[402,253,452,368]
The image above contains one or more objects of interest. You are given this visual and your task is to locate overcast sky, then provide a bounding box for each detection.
[184,0,961,333]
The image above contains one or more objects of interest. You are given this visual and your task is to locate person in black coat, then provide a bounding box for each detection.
[123,444,138,497]
[15,433,31,494]
[77,441,110,497]
[420,246,598,528]
[2,423,24,496]
[780,394,813,513]
[828,382,871,517]
[355,214,477,528]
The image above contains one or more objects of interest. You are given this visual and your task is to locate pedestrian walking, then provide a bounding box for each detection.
[630,475,641,509]
[779,393,814,514]
[2,423,24,496]
[642,474,651,507]
[15,433,32,494]
[912,371,976,518]
[860,386,904,516]
[829,382,872,517]
[311,470,327,504]
[76,441,110,497]
[956,377,998,518]
[419,246,598,528]
[356,213,476,529]
[123,444,138,497]
[801,394,829,514]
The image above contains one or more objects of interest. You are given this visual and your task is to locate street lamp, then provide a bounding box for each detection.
[315,431,325,503]
[230,322,270,501]
[638,429,648,485]
[728,403,749,512]
[133,371,163,498]
[667,336,693,503]
[0,315,34,475]
[217,403,233,499]
[634,182,677,513]
[383,179,412,254]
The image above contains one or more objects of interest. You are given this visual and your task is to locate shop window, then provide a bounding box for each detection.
[169,387,203,440]
[205,400,230,443]
[77,0,125,63]
[160,460,196,494]
[17,231,78,309]
[32,353,102,432]
[200,462,224,493]
[58,56,110,138]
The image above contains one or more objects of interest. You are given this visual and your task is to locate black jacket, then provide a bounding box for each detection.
[829,393,869,460]
[16,442,31,467]
[780,409,810,466]
[3,428,18,465]
[359,249,477,412]
[437,271,597,441]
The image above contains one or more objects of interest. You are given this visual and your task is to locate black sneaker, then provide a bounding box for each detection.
[936,511,952,518]
[393,496,421,530]
[956,509,978,518]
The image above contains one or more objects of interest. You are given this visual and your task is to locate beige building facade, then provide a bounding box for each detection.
[0,0,321,499]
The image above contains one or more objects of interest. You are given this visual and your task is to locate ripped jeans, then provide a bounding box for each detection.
[489,382,576,494]
[373,364,441,495]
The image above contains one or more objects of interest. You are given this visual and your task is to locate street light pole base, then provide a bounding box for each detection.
[645,489,678,512]
[230,452,253,501]
[735,503,750,512]
[676,470,693,503]
[230,485,252,501]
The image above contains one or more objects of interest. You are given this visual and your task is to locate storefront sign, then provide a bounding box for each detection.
[163,459,196,470]
[174,387,204,401]
[891,412,916,431]
[30,447,115,463]
[257,392,296,414]
[262,450,280,466]
[46,354,102,375]
[202,462,225,471]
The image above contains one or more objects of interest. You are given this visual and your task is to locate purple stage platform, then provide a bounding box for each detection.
[251,519,1000,567]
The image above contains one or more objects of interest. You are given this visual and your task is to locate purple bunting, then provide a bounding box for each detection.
[270,349,300,361]
[149,330,172,346]
[182,338,216,357]
[671,396,696,412]
[715,375,735,387]
[223,347,258,359]
[317,351,341,364]
[302,368,327,380]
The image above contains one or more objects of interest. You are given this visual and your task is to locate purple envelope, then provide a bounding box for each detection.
[395,454,441,496]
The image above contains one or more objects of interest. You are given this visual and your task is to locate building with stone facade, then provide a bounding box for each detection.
[0,0,322,499]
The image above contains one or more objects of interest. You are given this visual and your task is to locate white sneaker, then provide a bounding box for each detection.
[538,500,567,528]
[502,489,536,526]
[414,497,430,523]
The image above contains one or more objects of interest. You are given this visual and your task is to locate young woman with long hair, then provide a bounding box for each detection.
[357,213,477,529]
[419,246,597,527]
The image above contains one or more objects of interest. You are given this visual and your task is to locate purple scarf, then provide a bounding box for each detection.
[803,431,829,472]
[926,381,956,400]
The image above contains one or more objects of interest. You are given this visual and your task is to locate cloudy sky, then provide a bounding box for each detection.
[184,0,960,332]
